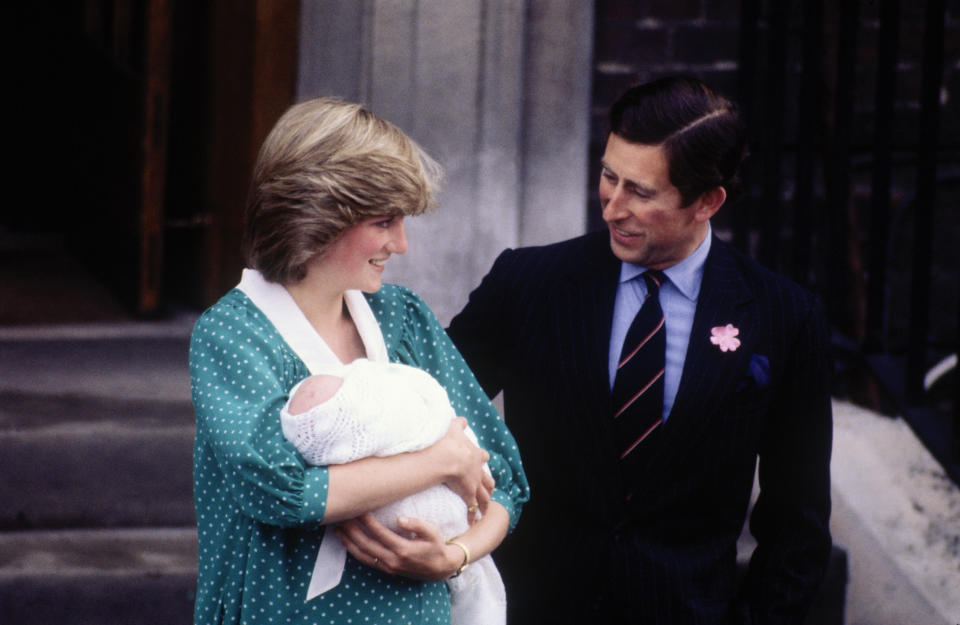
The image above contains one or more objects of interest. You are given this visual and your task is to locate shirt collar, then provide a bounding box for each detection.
[618,223,712,302]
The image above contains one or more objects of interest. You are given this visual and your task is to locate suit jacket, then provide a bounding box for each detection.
[447,231,832,625]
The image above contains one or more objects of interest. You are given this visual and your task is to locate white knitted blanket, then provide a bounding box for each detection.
[281,359,505,625]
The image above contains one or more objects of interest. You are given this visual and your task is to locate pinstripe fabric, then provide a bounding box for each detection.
[447,231,833,625]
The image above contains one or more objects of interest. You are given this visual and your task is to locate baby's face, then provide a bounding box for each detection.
[288,374,345,415]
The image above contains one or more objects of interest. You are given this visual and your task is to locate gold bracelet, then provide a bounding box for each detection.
[446,539,471,577]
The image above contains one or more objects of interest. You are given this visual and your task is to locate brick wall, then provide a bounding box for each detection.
[589,0,742,232]
[590,0,960,352]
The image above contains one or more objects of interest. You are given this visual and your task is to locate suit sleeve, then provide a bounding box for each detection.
[446,249,517,399]
[739,295,833,624]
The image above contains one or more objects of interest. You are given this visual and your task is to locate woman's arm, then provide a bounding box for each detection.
[369,285,530,531]
[335,285,529,582]
[416,296,530,530]
[323,417,494,524]
[190,299,332,528]
[335,501,510,581]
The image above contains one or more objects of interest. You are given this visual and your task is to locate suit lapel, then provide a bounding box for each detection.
[554,233,619,409]
[548,235,760,499]
[552,232,626,491]
[643,238,758,465]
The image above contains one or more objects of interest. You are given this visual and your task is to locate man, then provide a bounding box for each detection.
[447,76,832,624]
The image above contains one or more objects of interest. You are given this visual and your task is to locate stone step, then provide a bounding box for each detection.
[0,391,196,529]
[0,527,197,625]
[0,328,198,530]
[0,333,192,403]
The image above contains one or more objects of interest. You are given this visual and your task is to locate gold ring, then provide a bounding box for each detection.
[467,505,479,514]
[372,557,379,565]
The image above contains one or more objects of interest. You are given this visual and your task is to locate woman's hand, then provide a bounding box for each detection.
[336,514,463,581]
[324,418,495,524]
[428,418,495,518]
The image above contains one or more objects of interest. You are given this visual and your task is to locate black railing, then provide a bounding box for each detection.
[735,0,959,482]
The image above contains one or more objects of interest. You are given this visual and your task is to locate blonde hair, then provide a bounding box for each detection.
[244,98,443,284]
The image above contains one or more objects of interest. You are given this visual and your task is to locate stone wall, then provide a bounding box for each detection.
[296,0,593,324]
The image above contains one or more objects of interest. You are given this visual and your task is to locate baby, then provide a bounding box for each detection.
[280,358,505,625]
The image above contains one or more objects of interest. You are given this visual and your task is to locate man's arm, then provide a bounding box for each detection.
[739,295,833,624]
[446,249,517,399]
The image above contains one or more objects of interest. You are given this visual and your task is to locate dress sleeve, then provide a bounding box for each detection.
[189,296,329,527]
[385,287,530,532]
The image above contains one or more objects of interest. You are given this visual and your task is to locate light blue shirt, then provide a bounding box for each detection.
[608,225,712,421]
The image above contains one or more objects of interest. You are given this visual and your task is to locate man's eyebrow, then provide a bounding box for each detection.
[600,160,656,196]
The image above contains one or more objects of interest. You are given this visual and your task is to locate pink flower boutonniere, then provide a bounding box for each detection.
[710,324,741,352]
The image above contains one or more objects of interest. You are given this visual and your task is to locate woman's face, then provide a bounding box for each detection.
[317,215,409,293]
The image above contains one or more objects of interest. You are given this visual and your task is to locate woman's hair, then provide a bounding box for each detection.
[608,76,747,206]
[244,97,443,284]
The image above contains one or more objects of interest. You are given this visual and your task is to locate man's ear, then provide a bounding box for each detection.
[693,186,726,222]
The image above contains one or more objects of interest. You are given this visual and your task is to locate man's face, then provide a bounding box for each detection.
[599,133,714,269]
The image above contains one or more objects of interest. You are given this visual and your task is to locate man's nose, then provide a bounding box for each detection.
[602,186,628,221]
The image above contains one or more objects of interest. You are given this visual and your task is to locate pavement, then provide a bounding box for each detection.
[831,400,960,625]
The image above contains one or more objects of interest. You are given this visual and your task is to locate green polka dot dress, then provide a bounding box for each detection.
[189,283,529,624]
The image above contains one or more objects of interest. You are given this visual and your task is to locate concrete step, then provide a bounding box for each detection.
[0,329,197,529]
[0,390,196,529]
[0,325,200,623]
[0,527,197,625]
[0,332,192,403]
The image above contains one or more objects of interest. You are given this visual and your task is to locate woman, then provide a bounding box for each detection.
[188,98,529,625]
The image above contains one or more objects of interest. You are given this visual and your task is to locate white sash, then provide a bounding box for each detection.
[236,268,388,601]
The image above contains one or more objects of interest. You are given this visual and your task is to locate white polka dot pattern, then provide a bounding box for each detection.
[189,284,529,624]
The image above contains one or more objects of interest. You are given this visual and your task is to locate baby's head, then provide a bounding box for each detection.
[287,373,344,415]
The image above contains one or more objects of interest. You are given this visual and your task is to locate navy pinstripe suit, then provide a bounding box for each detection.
[447,230,832,625]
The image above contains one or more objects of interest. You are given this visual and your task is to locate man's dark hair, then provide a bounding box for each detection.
[608,76,747,206]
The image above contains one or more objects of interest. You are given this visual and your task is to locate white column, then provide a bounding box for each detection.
[297,0,593,323]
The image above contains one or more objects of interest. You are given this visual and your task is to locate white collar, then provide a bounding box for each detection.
[236,268,389,374]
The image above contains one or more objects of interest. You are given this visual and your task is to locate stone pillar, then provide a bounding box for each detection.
[297,0,593,323]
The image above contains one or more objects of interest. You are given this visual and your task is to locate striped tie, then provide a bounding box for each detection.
[612,270,667,465]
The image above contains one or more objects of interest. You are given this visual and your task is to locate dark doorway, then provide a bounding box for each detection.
[3,0,299,325]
